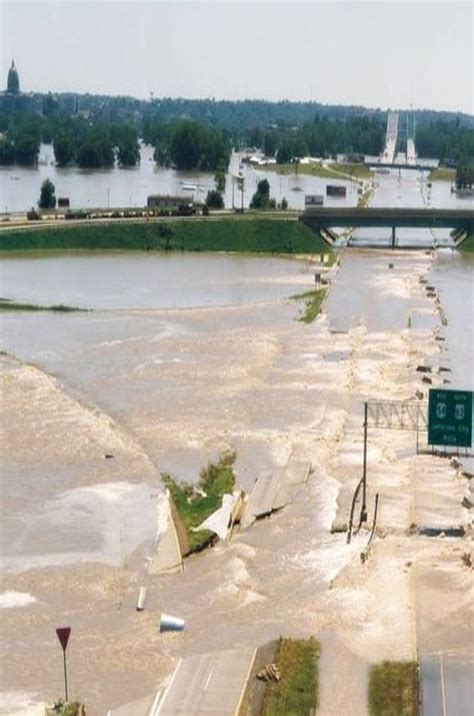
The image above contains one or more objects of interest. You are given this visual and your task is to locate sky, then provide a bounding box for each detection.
[0,0,472,113]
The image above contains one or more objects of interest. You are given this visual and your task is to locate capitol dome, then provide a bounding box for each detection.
[7,60,20,95]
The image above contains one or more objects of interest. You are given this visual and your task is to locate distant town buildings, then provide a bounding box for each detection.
[0,59,42,114]
[0,60,146,121]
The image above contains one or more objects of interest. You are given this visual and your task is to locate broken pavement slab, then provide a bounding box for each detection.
[154,648,256,715]
[148,490,183,576]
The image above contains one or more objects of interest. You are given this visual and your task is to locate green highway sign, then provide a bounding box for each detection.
[428,389,473,448]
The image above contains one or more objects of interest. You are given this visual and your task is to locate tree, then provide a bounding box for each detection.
[14,135,40,166]
[456,163,474,190]
[0,137,15,165]
[54,130,76,166]
[280,197,288,210]
[214,169,226,193]
[206,190,224,209]
[250,178,272,209]
[117,138,140,167]
[38,179,56,209]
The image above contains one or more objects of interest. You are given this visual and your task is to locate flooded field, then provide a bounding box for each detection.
[1,147,360,214]
[0,170,473,715]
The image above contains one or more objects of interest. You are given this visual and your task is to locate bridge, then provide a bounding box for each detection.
[371,111,424,170]
[382,112,399,165]
[301,207,474,248]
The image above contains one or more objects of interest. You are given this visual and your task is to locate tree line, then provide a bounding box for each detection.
[0,113,141,168]
[1,103,473,171]
[244,115,386,161]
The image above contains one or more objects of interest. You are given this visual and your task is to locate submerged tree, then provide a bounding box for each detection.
[250,178,273,209]
[205,189,224,209]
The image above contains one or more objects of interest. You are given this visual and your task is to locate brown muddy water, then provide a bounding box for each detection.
[0,211,473,712]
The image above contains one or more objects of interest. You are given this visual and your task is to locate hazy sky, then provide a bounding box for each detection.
[1,1,472,112]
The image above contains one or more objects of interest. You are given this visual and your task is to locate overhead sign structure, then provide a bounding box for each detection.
[428,389,473,448]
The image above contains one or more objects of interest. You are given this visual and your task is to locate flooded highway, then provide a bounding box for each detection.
[0,169,473,715]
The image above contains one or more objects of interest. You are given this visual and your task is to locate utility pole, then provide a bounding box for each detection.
[361,402,368,523]
[236,172,244,212]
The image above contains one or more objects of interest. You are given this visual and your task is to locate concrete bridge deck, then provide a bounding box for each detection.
[302,207,474,231]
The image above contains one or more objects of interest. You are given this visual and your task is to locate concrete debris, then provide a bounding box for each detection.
[193,491,241,541]
[256,663,281,683]
[160,613,185,632]
[136,586,147,612]
[148,490,183,576]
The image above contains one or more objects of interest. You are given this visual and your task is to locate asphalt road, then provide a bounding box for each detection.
[421,656,474,716]
[155,648,256,716]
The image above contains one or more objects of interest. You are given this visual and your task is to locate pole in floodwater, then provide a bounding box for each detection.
[56,627,71,702]
[361,402,368,523]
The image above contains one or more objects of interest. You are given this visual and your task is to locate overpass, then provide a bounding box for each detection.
[301,207,474,248]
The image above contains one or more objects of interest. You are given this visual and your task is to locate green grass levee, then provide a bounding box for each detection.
[427,167,456,182]
[0,218,331,255]
[162,452,236,553]
[368,661,419,716]
[262,637,320,716]
[261,162,371,180]
[459,233,474,251]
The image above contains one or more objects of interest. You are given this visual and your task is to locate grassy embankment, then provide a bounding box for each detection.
[0,298,83,312]
[261,162,372,180]
[368,661,419,716]
[261,637,320,716]
[459,234,474,251]
[357,186,373,208]
[291,288,327,323]
[162,452,236,553]
[0,218,331,256]
[428,167,455,182]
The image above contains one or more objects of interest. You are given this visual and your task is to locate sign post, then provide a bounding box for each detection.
[56,627,71,702]
[428,389,473,448]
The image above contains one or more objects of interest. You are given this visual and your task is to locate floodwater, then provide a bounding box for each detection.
[349,168,470,248]
[0,169,473,714]
[0,252,316,310]
[0,146,359,213]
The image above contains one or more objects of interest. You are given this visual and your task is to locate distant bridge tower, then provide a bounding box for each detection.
[406,107,417,165]
[382,112,398,164]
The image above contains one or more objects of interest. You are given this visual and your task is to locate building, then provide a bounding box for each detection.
[7,60,20,94]
[147,195,194,211]
[0,59,42,114]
